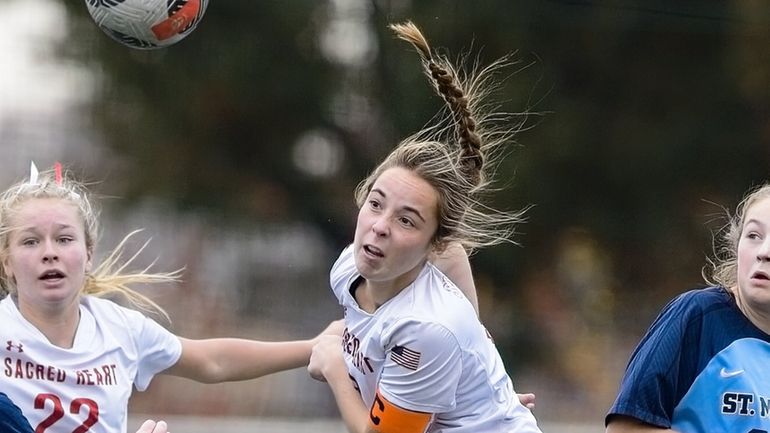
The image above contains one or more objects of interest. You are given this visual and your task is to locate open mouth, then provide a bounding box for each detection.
[752,271,770,280]
[39,270,65,280]
[364,245,384,258]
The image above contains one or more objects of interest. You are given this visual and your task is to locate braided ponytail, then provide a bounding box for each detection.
[355,21,526,253]
[390,21,484,184]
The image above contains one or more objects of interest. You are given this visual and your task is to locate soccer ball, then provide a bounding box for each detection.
[85,0,209,50]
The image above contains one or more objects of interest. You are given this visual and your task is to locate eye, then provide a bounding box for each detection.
[368,199,382,210]
[398,216,415,228]
[21,238,38,247]
[746,231,762,241]
[58,236,74,244]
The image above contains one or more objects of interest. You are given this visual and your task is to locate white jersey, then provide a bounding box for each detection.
[331,245,541,433]
[0,295,182,433]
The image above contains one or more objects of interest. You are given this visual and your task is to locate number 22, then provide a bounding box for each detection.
[34,393,99,433]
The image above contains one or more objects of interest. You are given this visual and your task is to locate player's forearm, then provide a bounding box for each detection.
[326,372,371,433]
[170,338,314,383]
[220,339,314,380]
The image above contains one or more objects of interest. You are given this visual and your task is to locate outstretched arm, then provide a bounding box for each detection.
[165,320,343,383]
[166,337,314,383]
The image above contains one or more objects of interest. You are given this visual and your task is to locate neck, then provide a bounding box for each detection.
[15,295,81,348]
[358,281,398,313]
[359,260,427,313]
[732,287,770,335]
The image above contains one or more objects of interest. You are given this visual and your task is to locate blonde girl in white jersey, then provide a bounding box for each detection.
[307,21,541,433]
[0,164,338,433]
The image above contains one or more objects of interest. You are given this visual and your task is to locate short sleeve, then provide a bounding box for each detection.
[378,319,462,413]
[134,316,182,391]
[330,245,356,303]
[607,292,703,428]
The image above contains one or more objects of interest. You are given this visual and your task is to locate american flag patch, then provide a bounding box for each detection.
[390,345,421,370]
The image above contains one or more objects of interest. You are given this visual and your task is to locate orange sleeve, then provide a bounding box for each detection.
[367,389,432,433]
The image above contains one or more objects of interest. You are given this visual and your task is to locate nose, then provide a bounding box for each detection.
[758,240,770,263]
[371,216,390,237]
[42,240,59,263]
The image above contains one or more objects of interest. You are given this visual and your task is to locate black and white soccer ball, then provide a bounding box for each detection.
[85,0,209,49]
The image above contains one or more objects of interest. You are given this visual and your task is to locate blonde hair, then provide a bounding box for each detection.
[704,183,770,290]
[0,167,177,321]
[355,21,527,254]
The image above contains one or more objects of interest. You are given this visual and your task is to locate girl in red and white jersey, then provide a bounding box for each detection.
[0,163,335,433]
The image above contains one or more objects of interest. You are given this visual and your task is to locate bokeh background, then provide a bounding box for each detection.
[2,0,770,430]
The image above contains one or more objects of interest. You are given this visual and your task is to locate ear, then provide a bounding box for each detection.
[1,257,12,281]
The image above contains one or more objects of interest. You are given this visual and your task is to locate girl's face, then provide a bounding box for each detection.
[353,167,439,291]
[736,196,770,313]
[2,198,92,310]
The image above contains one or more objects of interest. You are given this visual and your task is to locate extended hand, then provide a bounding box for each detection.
[308,334,345,382]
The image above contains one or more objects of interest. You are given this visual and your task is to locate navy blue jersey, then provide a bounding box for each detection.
[0,392,33,433]
[606,286,770,432]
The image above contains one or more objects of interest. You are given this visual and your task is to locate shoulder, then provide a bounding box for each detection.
[411,264,477,322]
[674,286,732,308]
[382,316,460,351]
[655,286,734,322]
[635,286,737,351]
[330,245,358,299]
[80,295,165,335]
[629,287,735,375]
[81,295,145,321]
[0,295,15,315]
[330,245,355,277]
[373,264,478,342]
[663,286,738,327]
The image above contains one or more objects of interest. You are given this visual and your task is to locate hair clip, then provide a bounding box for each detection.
[54,162,63,186]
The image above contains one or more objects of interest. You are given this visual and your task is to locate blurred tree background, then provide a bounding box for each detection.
[2,0,770,425]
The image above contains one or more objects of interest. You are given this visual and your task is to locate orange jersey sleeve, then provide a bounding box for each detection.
[368,389,433,433]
